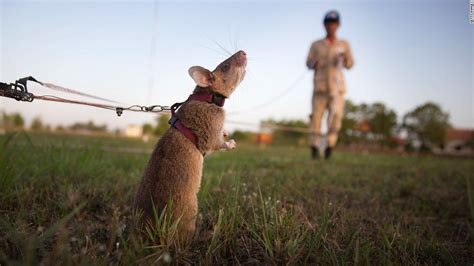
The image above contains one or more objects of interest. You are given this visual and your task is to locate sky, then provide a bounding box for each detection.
[1,0,473,132]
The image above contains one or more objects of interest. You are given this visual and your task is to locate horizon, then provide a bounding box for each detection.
[1,0,473,132]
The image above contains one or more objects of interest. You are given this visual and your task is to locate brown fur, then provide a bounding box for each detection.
[134,51,247,242]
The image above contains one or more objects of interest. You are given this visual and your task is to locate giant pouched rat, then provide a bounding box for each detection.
[134,50,247,241]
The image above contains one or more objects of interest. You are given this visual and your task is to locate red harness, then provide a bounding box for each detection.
[169,92,226,147]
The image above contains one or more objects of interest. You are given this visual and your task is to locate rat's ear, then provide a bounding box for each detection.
[188,66,213,87]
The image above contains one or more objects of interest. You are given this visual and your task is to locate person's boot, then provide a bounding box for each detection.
[324,147,333,159]
[311,146,320,160]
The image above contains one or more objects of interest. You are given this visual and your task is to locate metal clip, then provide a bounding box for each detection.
[116,107,124,116]
[168,116,178,125]
[0,76,43,102]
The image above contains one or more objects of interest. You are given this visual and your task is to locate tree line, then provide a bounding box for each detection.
[260,100,451,151]
[0,113,109,133]
[1,101,453,152]
[0,112,170,136]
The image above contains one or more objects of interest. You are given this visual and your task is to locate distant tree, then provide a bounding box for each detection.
[55,125,65,132]
[259,100,399,147]
[69,120,107,132]
[11,113,24,128]
[261,118,308,144]
[31,117,44,131]
[339,100,358,144]
[340,101,398,145]
[142,123,154,135]
[403,102,450,151]
[230,130,253,142]
[353,103,370,123]
[155,114,170,136]
[367,102,397,143]
[1,112,24,130]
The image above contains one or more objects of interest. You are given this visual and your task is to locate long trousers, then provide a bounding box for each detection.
[309,92,345,148]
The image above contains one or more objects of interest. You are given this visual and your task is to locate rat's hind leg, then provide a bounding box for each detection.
[174,193,198,243]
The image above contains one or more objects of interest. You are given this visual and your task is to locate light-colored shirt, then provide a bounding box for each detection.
[306,38,353,95]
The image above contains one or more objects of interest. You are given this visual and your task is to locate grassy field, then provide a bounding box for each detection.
[0,132,473,265]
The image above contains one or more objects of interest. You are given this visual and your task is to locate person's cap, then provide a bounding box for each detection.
[323,10,340,24]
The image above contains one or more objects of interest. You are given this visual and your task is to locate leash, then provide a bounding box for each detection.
[0,76,227,148]
[0,76,171,116]
[40,82,122,104]
[0,76,321,140]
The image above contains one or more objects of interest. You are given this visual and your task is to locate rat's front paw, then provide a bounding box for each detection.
[224,139,236,150]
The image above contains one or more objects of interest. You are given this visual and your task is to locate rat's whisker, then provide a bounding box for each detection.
[213,40,232,55]
[227,25,235,53]
[198,43,228,58]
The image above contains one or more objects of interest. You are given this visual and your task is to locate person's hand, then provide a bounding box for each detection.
[337,52,345,60]
[333,52,345,66]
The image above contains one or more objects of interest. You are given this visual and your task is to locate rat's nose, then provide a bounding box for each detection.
[235,50,247,66]
[232,50,247,66]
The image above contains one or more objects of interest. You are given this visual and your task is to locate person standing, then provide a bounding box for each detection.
[306,10,354,159]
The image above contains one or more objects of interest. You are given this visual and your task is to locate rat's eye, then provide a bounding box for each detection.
[221,64,230,72]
